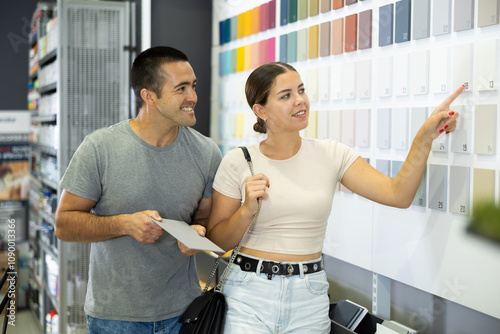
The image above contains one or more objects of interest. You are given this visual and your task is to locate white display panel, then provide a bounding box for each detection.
[378,56,392,97]
[317,110,329,139]
[307,67,319,101]
[474,39,499,91]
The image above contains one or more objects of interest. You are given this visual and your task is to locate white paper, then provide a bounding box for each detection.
[150,217,224,252]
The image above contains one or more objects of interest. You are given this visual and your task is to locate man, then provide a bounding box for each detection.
[55,46,222,333]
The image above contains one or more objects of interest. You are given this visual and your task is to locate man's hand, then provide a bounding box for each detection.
[127,210,164,244]
[178,224,206,256]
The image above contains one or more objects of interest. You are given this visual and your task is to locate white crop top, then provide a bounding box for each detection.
[213,138,359,255]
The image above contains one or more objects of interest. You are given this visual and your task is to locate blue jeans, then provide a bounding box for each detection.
[86,315,182,334]
[222,255,331,333]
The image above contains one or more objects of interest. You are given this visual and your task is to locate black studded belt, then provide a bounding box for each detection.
[235,254,324,280]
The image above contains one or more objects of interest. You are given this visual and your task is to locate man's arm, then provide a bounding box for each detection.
[54,189,164,243]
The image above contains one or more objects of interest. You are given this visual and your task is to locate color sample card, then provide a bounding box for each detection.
[317,110,329,139]
[345,14,358,52]
[243,10,252,37]
[268,37,276,62]
[475,39,498,91]
[298,0,308,20]
[342,62,357,99]
[378,56,392,97]
[341,110,355,146]
[428,164,448,211]
[251,7,260,35]
[355,109,370,147]
[376,159,391,176]
[358,10,372,50]
[377,108,391,149]
[236,46,245,72]
[395,0,411,43]
[318,66,330,100]
[478,0,499,27]
[391,108,409,149]
[308,25,319,58]
[410,107,427,142]
[379,4,394,46]
[307,68,319,101]
[309,0,319,17]
[281,0,289,26]
[454,0,474,32]
[450,166,470,215]
[320,21,331,57]
[332,18,344,55]
[287,31,298,63]
[430,47,450,93]
[346,0,358,5]
[237,13,245,39]
[297,28,308,61]
[474,104,497,155]
[393,53,409,96]
[413,0,430,39]
[320,0,331,13]
[412,169,427,207]
[269,0,277,29]
[473,168,496,205]
[433,0,452,35]
[410,50,429,95]
[452,43,473,91]
[450,105,471,153]
[289,0,298,23]
[280,34,288,62]
[330,63,343,100]
[329,110,342,142]
[357,59,371,98]
[391,160,404,178]
[260,3,269,32]
[431,120,449,152]
[333,0,344,10]
[306,110,318,138]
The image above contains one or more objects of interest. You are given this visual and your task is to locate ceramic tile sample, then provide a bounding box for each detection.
[333,0,344,10]
[280,0,289,26]
[287,31,298,63]
[376,159,391,176]
[297,28,308,61]
[330,63,343,100]
[358,10,372,50]
[320,21,331,57]
[474,104,497,155]
[317,110,329,139]
[379,4,394,46]
[309,25,319,59]
[309,0,319,17]
[346,0,358,5]
[341,110,355,146]
[452,43,473,91]
[413,0,430,39]
[378,56,392,97]
[473,168,496,205]
[395,0,411,43]
[355,109,371,147]
[478,0,499,27]
[433,0,452,35]
[251,7,260,35]
[329,110,342,142]
[431,126,449,152]
[320,0,331,13]
[450,166,470,215]
[269,0,277,29]
[410,107,427,142]
[410,50,429,95]
[429,164,448,211]
[392,108,409,149]
[230,16,238,41]
[393,53,409,96]
[357,60,371,98]
[306,110,318,138]
[332,18,344,55]
[267,37,276,62]
[345,14,358,52]
[391,160,404,178]
[454,0,475,32]
[279,34,288,62]
[298,0,308,20]
[307,68,319,101]
[377,108,391,149]
[412,169,427,207]
[289,0,298,23]
[474,39,498,91]
[342,62,357,99]
[450,105,471,153]
[318,66,330,101]
[430,47,450,93]
[260,3,268,32]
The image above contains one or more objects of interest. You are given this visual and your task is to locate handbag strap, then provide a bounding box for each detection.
[203,146,261,293]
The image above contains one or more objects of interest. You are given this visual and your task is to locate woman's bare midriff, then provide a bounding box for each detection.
[239,246,322,262]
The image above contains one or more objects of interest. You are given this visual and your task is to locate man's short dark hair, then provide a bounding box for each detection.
[130,46,189,110]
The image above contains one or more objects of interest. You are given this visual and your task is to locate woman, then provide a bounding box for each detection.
[207,62,463,333]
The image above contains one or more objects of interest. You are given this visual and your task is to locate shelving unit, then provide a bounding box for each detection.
[27,1,134,332]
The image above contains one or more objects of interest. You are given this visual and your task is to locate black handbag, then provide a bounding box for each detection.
[178,146,261,334]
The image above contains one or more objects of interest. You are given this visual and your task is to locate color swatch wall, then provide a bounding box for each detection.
[211,0,500,320]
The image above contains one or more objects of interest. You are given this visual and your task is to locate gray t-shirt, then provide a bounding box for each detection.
[60,120,222,321]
